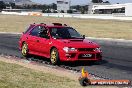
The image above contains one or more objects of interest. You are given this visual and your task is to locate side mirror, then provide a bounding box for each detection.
[82,35,85,39]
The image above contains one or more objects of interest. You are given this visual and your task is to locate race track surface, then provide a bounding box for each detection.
[0,33,132,80]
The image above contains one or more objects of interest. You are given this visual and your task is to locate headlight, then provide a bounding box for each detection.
[94,47,101,52]
[63,47,77,52]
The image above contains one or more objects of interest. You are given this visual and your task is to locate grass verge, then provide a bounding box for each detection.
[0,60,81,88]
[0,56,118,88]
[0,14,132,39]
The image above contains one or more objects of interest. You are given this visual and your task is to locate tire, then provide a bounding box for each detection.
[21,42,29,57]
[50,48,60,65]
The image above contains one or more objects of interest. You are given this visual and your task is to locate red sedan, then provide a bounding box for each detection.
[19,23,102,65]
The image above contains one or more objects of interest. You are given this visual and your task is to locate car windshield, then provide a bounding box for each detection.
[50,27,83,39]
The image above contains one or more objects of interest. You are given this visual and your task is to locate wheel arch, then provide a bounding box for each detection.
[21,41,29,52]
[20,41,26,49]
[22,41,26,45]
[50,46,57,53]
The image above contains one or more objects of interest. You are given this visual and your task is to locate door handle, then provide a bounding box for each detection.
[36,40,39,42]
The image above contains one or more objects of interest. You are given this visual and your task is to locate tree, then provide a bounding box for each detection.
[71,5,81,11]
[60,10,64,13]
[80,7,85,14]
[104,1,110,3]
[0,1,6,10]
[92,0,103,3]
[67,10,73,13]
[76,5,81,11]
[10,2,15,9]
[51,3,57,10]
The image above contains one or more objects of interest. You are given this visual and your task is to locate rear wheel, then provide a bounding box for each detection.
[50,48,60,65]
[21,42,29,57]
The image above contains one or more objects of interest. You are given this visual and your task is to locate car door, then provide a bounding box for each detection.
[37,26,51,57]
[27,25,41,53]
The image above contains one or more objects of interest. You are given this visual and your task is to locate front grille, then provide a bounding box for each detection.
[78,48,94,52]
[78,54,95,59]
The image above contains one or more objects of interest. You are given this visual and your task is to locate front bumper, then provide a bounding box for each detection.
[59,50,102,62]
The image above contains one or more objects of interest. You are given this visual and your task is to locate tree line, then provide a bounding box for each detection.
[0,0,110,13]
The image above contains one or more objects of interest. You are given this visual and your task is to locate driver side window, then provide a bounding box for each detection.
[30,26,49,39]
[30,26,40,36]
[38,26,49,39]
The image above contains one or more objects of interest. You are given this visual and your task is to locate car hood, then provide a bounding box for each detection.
[57,39,99,48]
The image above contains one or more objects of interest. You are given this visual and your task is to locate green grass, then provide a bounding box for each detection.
[0,14,132,39]
[0,61,82,88]
[0,60,119,88]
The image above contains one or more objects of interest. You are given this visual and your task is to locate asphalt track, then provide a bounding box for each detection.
[0,33,132,80]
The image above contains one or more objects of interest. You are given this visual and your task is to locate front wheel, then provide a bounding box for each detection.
[21,42,29,57]
[50,48,60,65]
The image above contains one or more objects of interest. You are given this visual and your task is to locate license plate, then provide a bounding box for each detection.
[82,54,92,58]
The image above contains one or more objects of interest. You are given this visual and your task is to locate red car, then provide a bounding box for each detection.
[19,23,102,65]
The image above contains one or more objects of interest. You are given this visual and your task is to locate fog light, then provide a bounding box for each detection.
[65,53,76,58]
